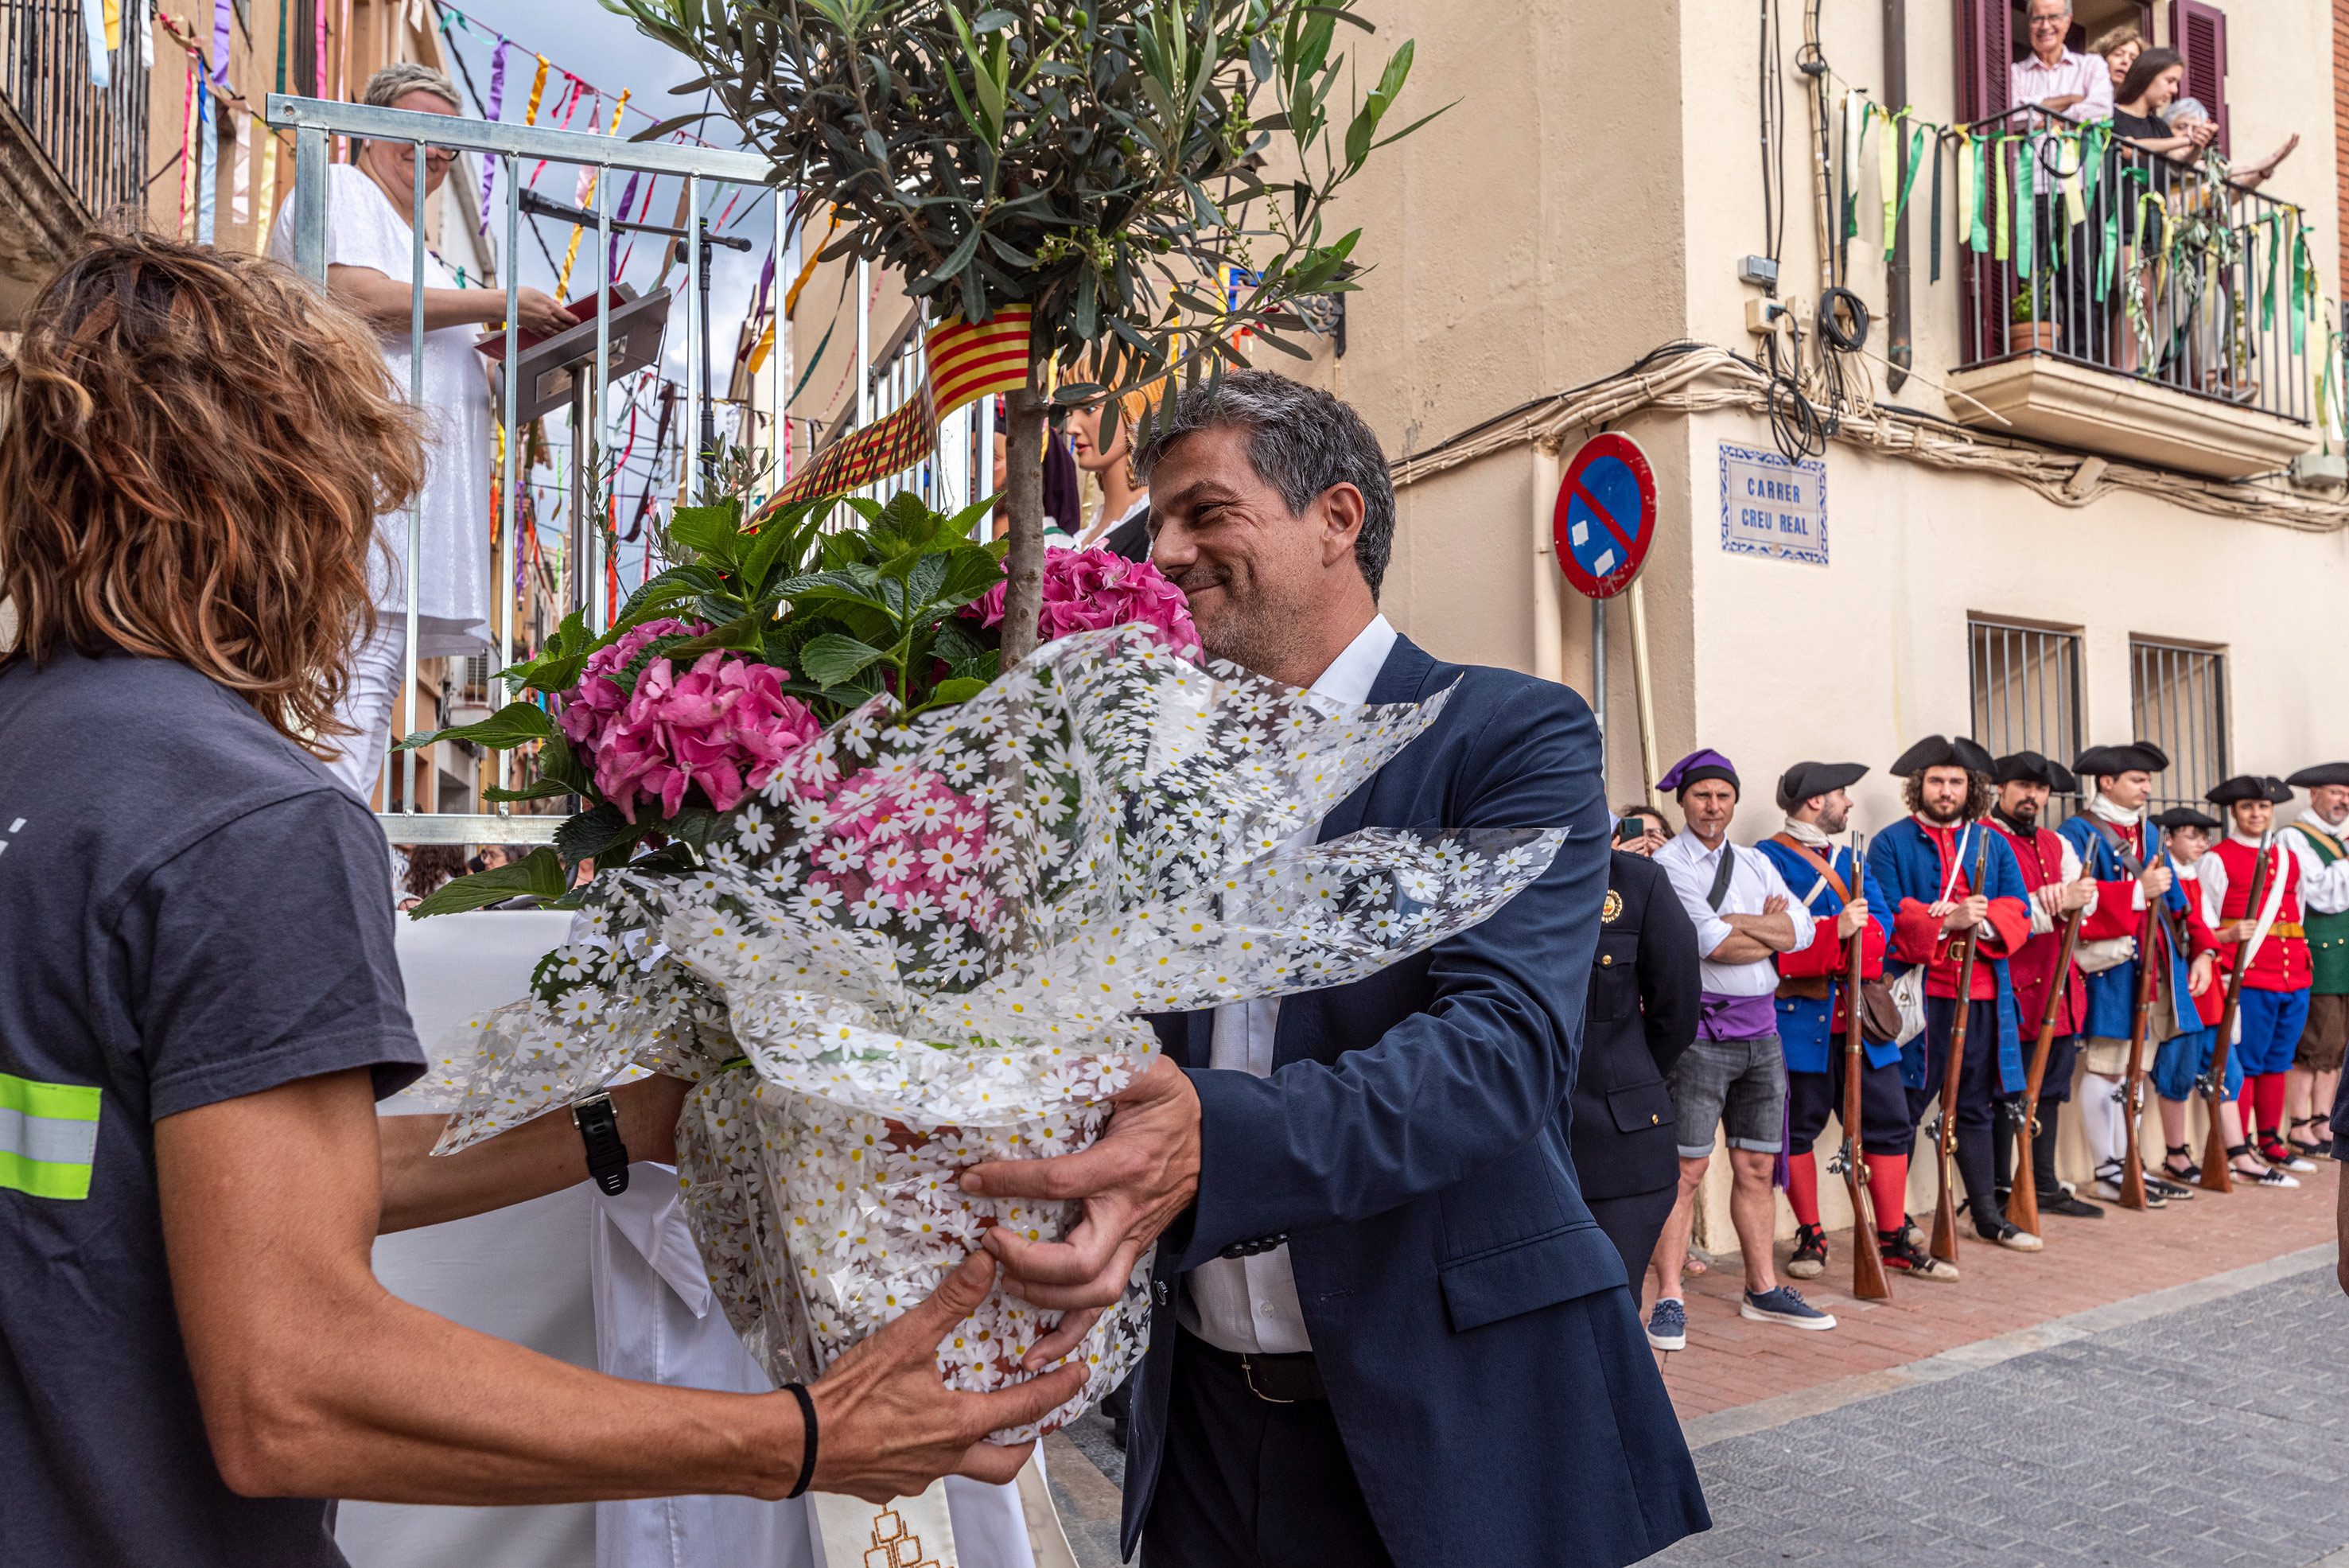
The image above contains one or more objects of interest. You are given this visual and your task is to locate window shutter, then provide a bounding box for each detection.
[1953,0,2013,123]
[2170,1,2230,156]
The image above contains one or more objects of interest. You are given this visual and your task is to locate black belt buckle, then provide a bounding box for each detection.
[1239,1352,1326,1404]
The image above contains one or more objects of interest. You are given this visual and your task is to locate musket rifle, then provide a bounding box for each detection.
[1930,821,1994,1265]
[2114,895,2161,1212]
[2008,891,2086,1238]
[2198,829,2273,1193]
[1840,831,1892,1301]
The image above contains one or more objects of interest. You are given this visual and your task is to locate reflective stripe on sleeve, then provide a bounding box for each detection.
[0,1072,101,1200]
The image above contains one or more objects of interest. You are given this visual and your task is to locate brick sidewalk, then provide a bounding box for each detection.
[1657,1160,2342,1422]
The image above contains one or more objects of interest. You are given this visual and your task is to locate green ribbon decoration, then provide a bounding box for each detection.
[1882,119,1925,261]
[2261,211,2281,331]
[1973,134,1990,253]
[2013,138,2033,278]
[2292,222,2311,356]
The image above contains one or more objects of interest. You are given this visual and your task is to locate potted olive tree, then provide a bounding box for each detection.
[612,0,1442,664]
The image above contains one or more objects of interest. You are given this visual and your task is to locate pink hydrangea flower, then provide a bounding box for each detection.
[969,547,1200,656]
[559,618,822,822]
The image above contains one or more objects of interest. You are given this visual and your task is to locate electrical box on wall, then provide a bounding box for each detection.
[1736,255,1779,289]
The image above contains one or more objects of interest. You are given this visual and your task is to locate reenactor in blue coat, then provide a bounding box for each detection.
[2057,741,2203,1206]
[1873,737,2041,1251]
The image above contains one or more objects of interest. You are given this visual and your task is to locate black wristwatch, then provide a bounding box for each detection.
[572,1090,631,1195]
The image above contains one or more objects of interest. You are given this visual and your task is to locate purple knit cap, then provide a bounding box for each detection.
[1659,748,1739,798]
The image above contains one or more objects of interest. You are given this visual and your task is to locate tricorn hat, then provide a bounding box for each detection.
[1775,760,1869,812]
[2206,775,2295,807]
[2075,741,2171,780]
[2149,806,2221,831]
[2285,762,2349,789]
[1992,749,2078,792]
[1890,735,1994,778]
[1659,748,1740,800]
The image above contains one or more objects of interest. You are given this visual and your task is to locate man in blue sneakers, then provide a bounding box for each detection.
[1648,749,1839,1348]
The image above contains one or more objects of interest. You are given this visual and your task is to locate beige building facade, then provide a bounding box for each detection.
[1320,0,2349,1238]
[780,2,2348,1246]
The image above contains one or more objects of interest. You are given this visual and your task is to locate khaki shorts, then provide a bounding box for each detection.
[2296,992,2349,1072]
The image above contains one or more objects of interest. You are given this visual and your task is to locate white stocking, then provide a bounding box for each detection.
[2077,1072,2126,1165]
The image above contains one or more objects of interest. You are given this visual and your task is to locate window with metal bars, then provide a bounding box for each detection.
[1969,618,2085,819]
[2129,639,2229,812]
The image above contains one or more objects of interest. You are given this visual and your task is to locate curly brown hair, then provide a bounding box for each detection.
[0,229,423,755]
[1901,767,1996,821]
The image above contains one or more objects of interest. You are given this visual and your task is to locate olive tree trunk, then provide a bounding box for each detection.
[998,378,1048,670]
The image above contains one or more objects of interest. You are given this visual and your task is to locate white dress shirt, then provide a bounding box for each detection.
[2285,811,2349,916]
[2007,48,2114,193]
[1180,614,1398,1356]
[1655,829,1816,994]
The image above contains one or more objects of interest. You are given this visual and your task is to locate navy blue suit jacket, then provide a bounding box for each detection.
[1123,635,1709,1566]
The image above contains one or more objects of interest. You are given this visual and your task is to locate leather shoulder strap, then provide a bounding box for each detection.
[1768,833,1852,904]
[2086,816,2144,877]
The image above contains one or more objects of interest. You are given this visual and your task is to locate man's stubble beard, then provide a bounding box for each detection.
[1920,796,1966,825]
[1189,567,1313,679]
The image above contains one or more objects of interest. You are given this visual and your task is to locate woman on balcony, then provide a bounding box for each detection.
[267,64,576,803]
[2107,49,2211,378]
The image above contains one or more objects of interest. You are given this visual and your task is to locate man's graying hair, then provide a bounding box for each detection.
[353,64,461,158]
[1135,369,1397,599]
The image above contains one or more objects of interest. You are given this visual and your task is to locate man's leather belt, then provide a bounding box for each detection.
[1183,1330,1328,1403]
[2273,922,2306,940]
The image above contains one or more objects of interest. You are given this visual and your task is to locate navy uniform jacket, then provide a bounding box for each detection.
[1130,636,1709,1566]
[1570,850,1700,1202]
[1869,817,2030,1091]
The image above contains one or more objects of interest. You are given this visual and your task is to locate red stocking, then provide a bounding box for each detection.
[1786,1150,1821,1228]
[2254,1072,2289,1143]
[1866,1151,1909,1235]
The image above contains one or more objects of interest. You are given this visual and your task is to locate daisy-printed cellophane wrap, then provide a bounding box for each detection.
[423,624,1563,1441]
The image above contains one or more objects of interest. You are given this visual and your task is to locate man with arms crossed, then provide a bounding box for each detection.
[949,372,1709,1568]
[1646,749,1837,1345]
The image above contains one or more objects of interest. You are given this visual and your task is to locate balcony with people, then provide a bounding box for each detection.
[1941,0,2321,479]
[0,0,146,328]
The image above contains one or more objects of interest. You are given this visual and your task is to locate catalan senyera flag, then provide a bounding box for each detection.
[760,304,1032,514]
[927,304,1033,420]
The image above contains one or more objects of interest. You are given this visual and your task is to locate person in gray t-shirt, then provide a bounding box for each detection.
[0,230,1081,1568]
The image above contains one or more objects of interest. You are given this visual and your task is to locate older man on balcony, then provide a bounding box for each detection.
[2007,0,2114,362]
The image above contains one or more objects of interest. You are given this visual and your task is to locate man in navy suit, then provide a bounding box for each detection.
[959,372,1708,1566]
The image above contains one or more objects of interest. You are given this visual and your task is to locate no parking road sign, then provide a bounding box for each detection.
[1553,433,1657,599]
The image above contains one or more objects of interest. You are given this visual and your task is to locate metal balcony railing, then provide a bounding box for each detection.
[1954,107,2315,426]
[2,0,148,221]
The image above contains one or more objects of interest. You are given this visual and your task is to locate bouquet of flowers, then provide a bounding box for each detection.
[407,490,1562,1438]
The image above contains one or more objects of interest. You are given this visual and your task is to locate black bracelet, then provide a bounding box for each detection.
[784,1382,818,1499]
